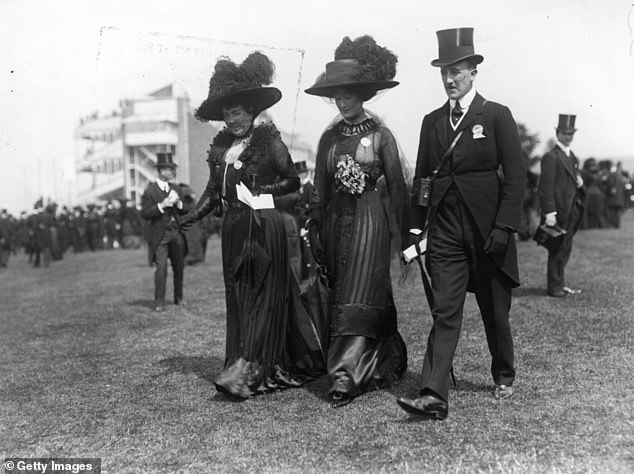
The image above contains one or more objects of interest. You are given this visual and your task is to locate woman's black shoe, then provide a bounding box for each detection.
[330,391,352,408]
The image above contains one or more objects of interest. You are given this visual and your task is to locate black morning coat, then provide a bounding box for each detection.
[140,181,188,262]
[539,145,582,230]
[410,92,526,287]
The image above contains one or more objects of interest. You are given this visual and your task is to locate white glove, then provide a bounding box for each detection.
[545,212,557,227]
[168,189,181,204]
[160,197,174,209]
[576,174,584,188]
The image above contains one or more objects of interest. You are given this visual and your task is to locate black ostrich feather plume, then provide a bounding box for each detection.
[206,51,275,99]
[334,35,397,82]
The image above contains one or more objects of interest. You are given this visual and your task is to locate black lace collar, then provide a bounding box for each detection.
[337,117,378,137]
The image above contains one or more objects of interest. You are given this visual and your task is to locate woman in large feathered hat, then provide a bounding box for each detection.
[305,36,410,408]
[181,52,327,399]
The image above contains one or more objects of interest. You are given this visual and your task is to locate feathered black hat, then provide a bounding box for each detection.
[195,52,282,122]
[305,35,399,98]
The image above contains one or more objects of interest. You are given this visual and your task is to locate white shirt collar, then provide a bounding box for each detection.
[555,139,571,157]
[450,87,477,110]
[157,178,170,192]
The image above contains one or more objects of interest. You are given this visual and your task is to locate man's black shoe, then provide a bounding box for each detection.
[397,394,448,420]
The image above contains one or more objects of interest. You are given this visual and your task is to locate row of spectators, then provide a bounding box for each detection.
[0,161,630,268]
[0,185,221,269]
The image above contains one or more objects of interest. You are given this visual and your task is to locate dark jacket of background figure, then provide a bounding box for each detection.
[140,182,188,262]
[539,146,584,232]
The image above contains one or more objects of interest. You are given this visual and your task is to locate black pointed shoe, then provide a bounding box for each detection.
[397,394,448,420]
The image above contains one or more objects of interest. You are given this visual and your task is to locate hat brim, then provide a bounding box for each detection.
[431,54,484,67]
[196,87,282,121]
[305,80,399,98]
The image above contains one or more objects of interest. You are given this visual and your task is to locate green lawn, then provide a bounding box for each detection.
[1,215,633,473]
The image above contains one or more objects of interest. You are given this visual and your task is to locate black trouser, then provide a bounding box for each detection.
[547,203,581,293]
[0,246,9,266]
[154,227,186,304]
[421,187,515,401]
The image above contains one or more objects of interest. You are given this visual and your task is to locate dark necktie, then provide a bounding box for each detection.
[451,101,463,126]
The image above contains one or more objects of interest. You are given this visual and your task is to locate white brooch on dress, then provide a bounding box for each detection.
[360,137,371,147]
[234,160,243,170]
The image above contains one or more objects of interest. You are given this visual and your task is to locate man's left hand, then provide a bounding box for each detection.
[483,228,510,255]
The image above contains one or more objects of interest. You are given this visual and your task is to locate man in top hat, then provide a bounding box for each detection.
[0,209,12,268]
[398,28,525,420]
[140,152,188,312]
[539,114,584,297]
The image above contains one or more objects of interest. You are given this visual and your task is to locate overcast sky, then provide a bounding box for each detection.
[2,0,633,213]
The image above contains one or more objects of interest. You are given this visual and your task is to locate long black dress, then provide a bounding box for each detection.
[310,114,408,399]
[200,122,327,398]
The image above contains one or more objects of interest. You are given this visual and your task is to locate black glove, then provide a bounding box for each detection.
[483,227,510,255]
[179,212,196,231]
[255,177,300,197]
[179,194,217,231]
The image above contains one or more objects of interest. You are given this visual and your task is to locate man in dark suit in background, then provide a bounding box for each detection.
[140,152,188,312]
[0,209,12,268]
[539,115,584,297]
[397,28,525,420]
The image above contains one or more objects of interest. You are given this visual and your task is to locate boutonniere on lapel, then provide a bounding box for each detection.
[472,124,486,139]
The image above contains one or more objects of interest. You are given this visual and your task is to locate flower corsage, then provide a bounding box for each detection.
[335,155,367,195]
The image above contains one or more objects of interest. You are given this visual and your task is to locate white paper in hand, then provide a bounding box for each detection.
[236,182,274,210]
[401,238,427,263]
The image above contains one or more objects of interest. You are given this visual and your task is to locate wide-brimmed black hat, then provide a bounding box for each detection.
[196,52,281,122]
[556,114,577,132]
[305,35,399,98]
[155,152,177,169]
[305,59,399,97]
[431,27,484,67]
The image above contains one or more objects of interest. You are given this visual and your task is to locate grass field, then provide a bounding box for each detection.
[1,215,633,473]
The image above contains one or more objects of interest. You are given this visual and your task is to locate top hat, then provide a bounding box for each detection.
[156,152,177,169]
[196,52,282,122]
[431,27,484,67]
[305,35,399,98]
[556,114,577,132]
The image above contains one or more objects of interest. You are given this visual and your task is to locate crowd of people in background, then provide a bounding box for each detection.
[518,158,633,241]
[0,157,631,272]
[0,188,222,270]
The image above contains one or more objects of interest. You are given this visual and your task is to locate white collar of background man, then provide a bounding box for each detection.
[555,139,571,157]
[156,177,170,192]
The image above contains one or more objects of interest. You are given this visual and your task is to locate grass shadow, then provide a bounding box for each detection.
[302,374,331,402]
[128,298,157,309]
[513,286,547,298]
[453,379,491,394]
[154,355,223,383]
